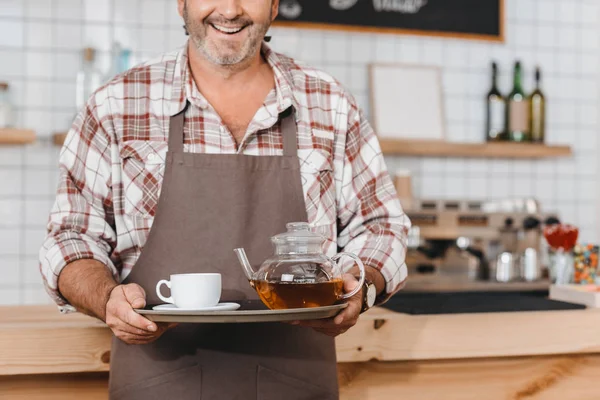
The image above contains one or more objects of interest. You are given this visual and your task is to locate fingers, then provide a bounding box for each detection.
[342,273,360,291]
[292,311,357,337]
[294,318,351,337]
[118,323,158,336]
[114,302,156,332]
[106,309,157,337]
[334,295,361,325]
[113,322,175,345]
[122,283,147,309]
[291,278,363,337]
[105,285,178,345]
[122,306,157,332]
[334,274,362,325]
[106,285,157,339]
[111,285,156,331]
[115,331,159,345]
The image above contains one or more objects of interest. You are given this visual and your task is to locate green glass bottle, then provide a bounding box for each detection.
[486,62,506,141]
[528,67,545,143]
[506,61,530,142]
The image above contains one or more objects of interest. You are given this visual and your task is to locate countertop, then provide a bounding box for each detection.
[3,304,600,376]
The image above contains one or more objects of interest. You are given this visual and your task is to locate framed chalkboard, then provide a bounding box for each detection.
[273,0,504,42]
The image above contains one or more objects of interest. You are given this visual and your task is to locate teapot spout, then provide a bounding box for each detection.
[234,248,254,280]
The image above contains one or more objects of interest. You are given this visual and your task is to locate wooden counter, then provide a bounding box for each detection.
[2,305,600,399]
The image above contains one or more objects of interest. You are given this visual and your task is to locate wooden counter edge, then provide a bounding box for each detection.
[3,305,600,376]
[337,307,600,362]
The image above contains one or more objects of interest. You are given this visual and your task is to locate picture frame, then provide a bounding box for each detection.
[369,63,446,142]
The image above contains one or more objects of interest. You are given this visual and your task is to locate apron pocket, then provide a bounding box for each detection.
[110,364,202,400]
[257,365,337,400]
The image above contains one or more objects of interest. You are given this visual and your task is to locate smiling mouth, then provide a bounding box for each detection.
[210,24,247,35]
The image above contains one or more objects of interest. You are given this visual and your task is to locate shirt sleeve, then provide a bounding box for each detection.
[39,102,119,311]
[336,102,411,305]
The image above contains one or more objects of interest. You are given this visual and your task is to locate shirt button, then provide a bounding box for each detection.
[147,153,156,161]
[220,126,225,134]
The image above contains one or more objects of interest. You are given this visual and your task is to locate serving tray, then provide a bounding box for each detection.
[135,300,347,323]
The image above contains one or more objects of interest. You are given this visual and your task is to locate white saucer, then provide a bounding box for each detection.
[152,303,240,312]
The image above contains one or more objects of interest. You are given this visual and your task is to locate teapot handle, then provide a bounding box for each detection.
[332,252,366,300]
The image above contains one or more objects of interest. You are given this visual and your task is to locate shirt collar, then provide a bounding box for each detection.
[261,42,300,115]
[168,45,191,116]
[169,41,300,117]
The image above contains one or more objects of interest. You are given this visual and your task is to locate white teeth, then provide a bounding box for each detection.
[212,24,243,34]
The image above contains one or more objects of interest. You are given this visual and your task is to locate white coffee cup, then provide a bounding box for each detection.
[156,273,222,309]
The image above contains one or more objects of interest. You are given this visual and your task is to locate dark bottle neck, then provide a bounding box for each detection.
[535,68,542,90]
[491,63,499,91]
[513,63,523,93]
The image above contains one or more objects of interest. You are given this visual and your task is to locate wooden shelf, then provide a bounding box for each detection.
[0,128,36,145]
[50,133,573,159]
[379,139,572,159]
[53,132,68,146]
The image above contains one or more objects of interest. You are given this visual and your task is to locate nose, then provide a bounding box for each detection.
[216,0,243,20]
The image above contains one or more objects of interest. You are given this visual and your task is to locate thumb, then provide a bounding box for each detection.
[123,284,147,309]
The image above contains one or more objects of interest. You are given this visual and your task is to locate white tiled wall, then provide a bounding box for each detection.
[0,0,598,305]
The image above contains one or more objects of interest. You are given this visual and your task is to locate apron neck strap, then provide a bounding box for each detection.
[281,107,298,157]
[168,102,188,153]
[168,102,298,156]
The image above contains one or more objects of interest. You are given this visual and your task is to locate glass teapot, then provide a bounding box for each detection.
[234,222,365,310]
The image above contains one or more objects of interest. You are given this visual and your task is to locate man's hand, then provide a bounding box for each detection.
[106,284,176,345]
[290,274,362,337]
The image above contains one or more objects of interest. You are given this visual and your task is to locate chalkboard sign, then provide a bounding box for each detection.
[273,0,504,42]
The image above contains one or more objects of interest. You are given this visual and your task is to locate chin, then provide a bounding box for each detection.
[208,49,247,65]
[208,45,253,65]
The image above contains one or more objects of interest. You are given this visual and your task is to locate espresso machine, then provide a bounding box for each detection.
[405,198,558,284]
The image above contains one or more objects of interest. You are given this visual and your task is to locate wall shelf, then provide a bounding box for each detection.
[0,128,36,145]
[379,139,572,159]
[52,132,68,146]
[51,134,573,159]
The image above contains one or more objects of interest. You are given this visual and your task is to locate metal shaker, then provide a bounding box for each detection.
[493,252,518,282]
[520,248,541,282]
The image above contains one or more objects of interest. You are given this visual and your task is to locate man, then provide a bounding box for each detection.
[40,0,410,398]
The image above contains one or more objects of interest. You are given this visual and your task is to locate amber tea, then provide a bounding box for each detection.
[252,279,344,309]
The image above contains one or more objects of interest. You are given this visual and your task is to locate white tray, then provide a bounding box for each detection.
[135,301,348,323]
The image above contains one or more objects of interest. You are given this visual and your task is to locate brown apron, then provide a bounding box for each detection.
[108,104,339,400]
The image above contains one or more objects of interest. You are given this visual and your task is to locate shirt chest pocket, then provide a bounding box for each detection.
[300,151,337,246]
[119,140,168,218]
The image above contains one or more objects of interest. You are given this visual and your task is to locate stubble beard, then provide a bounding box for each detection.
[183,2,272,67]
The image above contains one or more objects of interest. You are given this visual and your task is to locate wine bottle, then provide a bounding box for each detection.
[486,62,506,141]
[529,66,545,143]
[506,61,530,142]
[76,48,102,110]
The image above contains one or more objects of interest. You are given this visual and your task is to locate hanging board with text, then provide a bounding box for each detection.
[274,0,504,42]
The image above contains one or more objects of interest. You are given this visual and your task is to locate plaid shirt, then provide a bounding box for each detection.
[40,42,410,310]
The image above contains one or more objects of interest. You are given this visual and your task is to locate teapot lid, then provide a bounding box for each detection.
[271,222,325,245]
